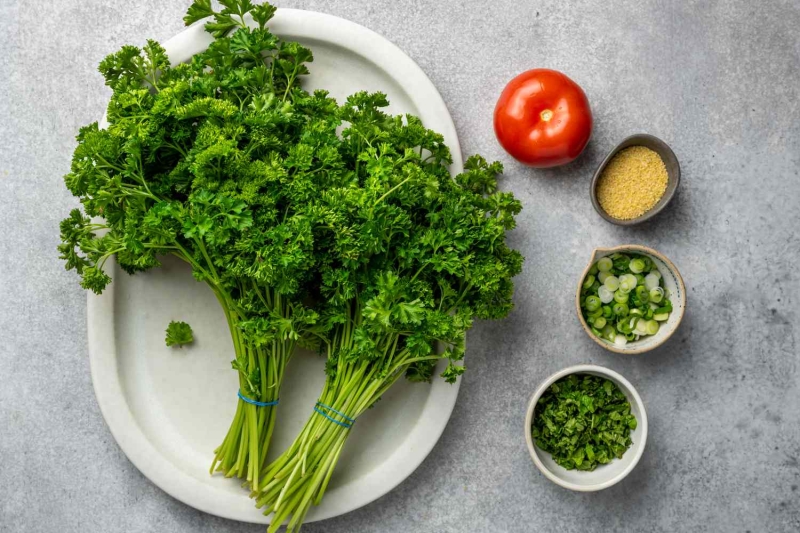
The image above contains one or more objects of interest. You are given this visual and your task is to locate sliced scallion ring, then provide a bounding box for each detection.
[598,285,614,304]
[629,258,646,273]
[585,295,601,312]
[612,302,629,317]
[649,287,664,303]
[604,275,620,291]
[597,257,613,272]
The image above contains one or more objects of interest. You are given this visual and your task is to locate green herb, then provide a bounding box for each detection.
[59,1,523,529]
[581,253,672,347]
[165,320,194,347]
[58,0,325,491]
[253,145,523,530]
[532,374,637,471]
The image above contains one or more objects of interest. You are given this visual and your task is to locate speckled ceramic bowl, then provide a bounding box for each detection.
[576,245,686,354]
[590,134,680,226]
[525,365,648,491]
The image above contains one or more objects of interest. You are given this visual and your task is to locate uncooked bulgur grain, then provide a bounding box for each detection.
[596,146,668,220]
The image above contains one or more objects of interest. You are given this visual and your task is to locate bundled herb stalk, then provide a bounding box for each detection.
[251,93,524,531]
[59,1,331,490]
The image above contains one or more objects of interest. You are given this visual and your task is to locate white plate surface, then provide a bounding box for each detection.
[88,9,463,525]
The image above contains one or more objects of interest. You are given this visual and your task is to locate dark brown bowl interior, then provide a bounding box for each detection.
[590,134,680,226]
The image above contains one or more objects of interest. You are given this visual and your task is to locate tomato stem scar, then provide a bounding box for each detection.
[540,109,554,122]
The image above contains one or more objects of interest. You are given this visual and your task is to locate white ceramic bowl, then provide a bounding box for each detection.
[576,245,686,355]
[524,365,648,491]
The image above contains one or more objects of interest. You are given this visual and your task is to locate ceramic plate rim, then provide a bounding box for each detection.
[87,8,463,525]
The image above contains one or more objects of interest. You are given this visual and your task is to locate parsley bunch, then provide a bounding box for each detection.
[532,374,637,471]
[59,0,329,491]
[252,95,523,530]
[59,1,524,528]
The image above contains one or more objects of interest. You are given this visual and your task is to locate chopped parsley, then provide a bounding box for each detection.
[532,374,637,471]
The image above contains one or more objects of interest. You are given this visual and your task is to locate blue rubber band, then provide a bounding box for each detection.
[313,407,353,429]
[315,402,355,423]
[238,390,279,407]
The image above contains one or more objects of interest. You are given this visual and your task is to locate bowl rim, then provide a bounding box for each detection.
[590,133,680,226]
[575,244,686,355]
[524,364,648,492]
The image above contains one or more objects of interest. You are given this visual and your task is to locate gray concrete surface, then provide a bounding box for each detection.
[2,0,799,531]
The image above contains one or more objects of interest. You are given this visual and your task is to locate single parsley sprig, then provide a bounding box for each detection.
[532,374,637,471]
[166,320,194,347]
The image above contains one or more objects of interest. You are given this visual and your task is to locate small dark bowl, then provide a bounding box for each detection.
[590,134,680,226]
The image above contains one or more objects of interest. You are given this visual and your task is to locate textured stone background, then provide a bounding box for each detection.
[1,0,799,532]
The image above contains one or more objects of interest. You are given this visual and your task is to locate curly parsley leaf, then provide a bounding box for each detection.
[165,320,194,347]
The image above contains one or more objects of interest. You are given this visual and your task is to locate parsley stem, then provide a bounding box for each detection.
[373,176,411,206]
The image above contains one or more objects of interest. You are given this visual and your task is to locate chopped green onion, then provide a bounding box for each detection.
[635,285,650,303]
[630,258,646,273]
[604,275,620,291]
[619,274,637,291]
[587,307,603,319]
[649,287,664,303]
[644,273,660,290]
[583,254,672,345]
[598,285,614,304]
[585,295,601,312]
[611,254,630,271]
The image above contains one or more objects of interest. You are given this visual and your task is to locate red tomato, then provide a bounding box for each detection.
[494,69,593,168]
